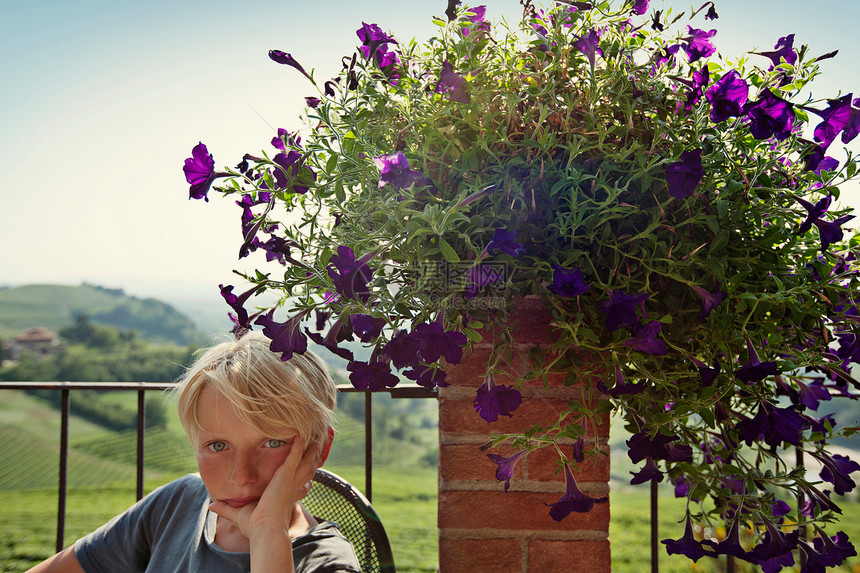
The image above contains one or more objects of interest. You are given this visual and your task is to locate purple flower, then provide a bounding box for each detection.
[305,96,320,108]
[749,522,798,572]
[621,321,667,355]
[631,0,649,15]
[268,50,313,82]
[356,22,401,84]
[347,359,400,391]
[735,339,779,382]
[704,5,718,19]
[255,309,308,361]
[464,263,506,298]
[676,66,710,113]
[183,142,216,201]
[630,456,664,485]
[474,378,522,422]
[663,514,716,561]
[327,246,373,302]
[795,378,832,410]
[681,27,717,62]
[258,235,293,265]
[461,5,490,37]
[548,265,590,297]
[404,365,448,389]
[745,89,794,141]
[736,401,809,447]
[805,531,857,569]
[598,290,648,332]
[665,148,704,199]
[572,28,603,67]
[755,34,797,70]
[413,322,467,364]
[382,330,422,369]
[627,431,693,464]
[437,60,470,104]
[691,285,726,319]
[706,70,749,123]
[794,194,855,251]
[487,450,526,492]
[671,475,690,498]
[572,437,586,463]
[688,355,720,385]
[485,228,524,257]
[372,151,433,191]
[350,314,386,343]
[817,453,860,495]
[703,519,749,559]
[219,284,257,329]
[546,465,608,521]
[598,364,645,397]
[813,94,855,149]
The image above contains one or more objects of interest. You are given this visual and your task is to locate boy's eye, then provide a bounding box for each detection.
[207,441,227,452]
[265,439,284,448]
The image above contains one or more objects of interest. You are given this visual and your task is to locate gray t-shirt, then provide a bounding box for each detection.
[74,473,361,573]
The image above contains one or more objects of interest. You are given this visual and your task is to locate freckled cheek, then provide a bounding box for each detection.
[258,448,291,483]
[196,454,226,485]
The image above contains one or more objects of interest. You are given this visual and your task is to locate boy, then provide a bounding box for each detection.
[28,332,361,573]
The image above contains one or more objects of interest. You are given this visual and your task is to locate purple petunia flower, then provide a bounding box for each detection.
[749,522,798,572]
[572,28,603,67]
[688,355,720,385]
[704,4,718,19]
[383,329,422,369]
[474,377,522,422]
[703,519,750,559]
[327,246,373,302]
[665,149,704,199]
[745,89,794,141]
[630,456,664,485]
[219,284,257,329]
[255,309,309,361]
[183,142,217,201]
[706,70,749,123]
[676,66,710,113]
[464,263,506,299]
[735,339,779,382]
[404,365,448,389]
[681,27,717,62]
[485,228,524,257]
[755,34,797,71]
[305,96,321,108]
[817,453,860,495]
[546,465,608,521]
[621,321,667,355]
[413,322,467,364]
[487,450,526,492]
[356,22,401,84]
[631,0,649,16]
[372,151,434,191]
[736,401,809,447]
[548,264,590,297]
[627,431,693,464]
[598,290,648,332]
[461,5,490,37]
[268,50,313,82]
[350,314,386,343]
[572,437,586,463]
[806,531,858,569]
[793,194,855,252]
[812,94,855,149]
[663,514,716,561]
[691,285,726,319]
[795,378,832,410]
[437,60,471,104]
[347,359,400,391]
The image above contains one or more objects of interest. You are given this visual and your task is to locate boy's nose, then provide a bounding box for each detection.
[229,453,258,485]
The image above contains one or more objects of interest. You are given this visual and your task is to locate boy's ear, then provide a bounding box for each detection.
[317,426,335,467]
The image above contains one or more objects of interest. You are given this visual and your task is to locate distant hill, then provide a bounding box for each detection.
[0,284,206,346]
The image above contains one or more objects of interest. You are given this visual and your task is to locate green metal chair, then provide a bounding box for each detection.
[304,468,396,573]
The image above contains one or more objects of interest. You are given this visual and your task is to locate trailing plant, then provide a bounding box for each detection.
[184,1,860,568]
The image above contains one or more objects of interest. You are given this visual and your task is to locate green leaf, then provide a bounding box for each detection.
[464,327,483,343]
[438,237,460,263]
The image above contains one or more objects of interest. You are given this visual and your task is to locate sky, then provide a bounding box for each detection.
[1,0,858,316]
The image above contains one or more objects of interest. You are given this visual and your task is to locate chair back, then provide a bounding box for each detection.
[304,468,396,573]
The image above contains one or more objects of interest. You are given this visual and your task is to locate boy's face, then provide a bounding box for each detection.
[193,386,298,509]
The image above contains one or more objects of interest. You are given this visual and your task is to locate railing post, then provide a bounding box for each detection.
[651,479,659,573]
[365,390,372,503]
[57,389,70,553]
[136,390,146,501]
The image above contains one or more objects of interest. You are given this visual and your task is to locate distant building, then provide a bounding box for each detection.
[6,327,61,360]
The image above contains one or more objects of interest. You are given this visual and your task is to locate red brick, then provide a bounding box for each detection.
[528,539,611,573]
[439,490,609,532]
[439,538,523,573]
[440,395,580,435]
[526,445,610,483]
[440,443,519,483]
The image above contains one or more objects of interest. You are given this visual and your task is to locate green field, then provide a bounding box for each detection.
[2,390,860,572]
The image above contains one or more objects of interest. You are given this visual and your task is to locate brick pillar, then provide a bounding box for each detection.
[438,298,611,573]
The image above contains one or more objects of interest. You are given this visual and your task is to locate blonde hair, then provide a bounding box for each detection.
[175,331,336,447]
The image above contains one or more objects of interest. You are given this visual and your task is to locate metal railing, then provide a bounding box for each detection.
[0,380,436,553]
